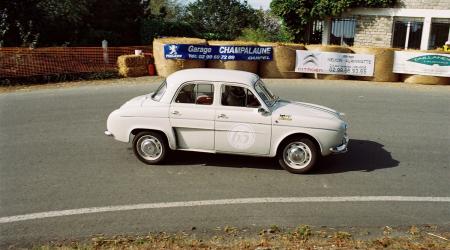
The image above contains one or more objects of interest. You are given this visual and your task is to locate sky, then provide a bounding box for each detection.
[246,0,271,10]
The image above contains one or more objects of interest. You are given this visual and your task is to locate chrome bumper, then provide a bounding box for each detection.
[330,134,349,154]
[104,130,113,137]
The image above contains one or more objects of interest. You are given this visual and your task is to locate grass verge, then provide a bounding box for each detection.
[34,225,449,249]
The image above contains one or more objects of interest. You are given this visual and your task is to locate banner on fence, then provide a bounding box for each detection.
[164,44,272,61]
[393,51,450,77]
[295,50,375,76]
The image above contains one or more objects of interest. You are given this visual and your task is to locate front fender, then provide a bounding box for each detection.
[270,126,344,157]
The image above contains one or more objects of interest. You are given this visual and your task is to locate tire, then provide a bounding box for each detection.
[278,137,318,174]
[132,131,168,165]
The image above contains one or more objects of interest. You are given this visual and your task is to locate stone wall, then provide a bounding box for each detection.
[353,16,394,48]
[396,0,450,10]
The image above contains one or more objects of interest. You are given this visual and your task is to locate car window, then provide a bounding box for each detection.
[221,85,261,108]
[151,81,166,102]
[174,83,214,105]
[255,80,277,106]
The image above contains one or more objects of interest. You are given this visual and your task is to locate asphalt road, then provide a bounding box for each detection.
[1,78,449,247]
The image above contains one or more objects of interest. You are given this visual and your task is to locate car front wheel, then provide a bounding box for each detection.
[133,131,167,165]
[278,137,317,174]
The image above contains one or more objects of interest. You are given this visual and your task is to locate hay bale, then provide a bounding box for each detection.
[207,41,258,73]
[258,42,305,79]
[117,55,146,68]
[350,47,398,82]
[402,74,449,85]
[118,66,148,77]
[304,45,353,80]
[153,37,206,77]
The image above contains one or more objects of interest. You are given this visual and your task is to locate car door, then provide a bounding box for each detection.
[214,83,271,155]
[169,82,215,151]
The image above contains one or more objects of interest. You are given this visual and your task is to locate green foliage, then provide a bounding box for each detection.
[140,0,196,44]
[0,0,143,46]
[81,0,143,45]
[16,20,39,48]
[0,9,9,47]
[238,27,293,43]
[239,9,294,43]
[141,18,197,44]
[184,0,259,40]
[271,0,396,42]
[239,28,272,42]
[146,0,185,20]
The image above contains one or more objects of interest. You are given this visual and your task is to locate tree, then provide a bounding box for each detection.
[0,0,145,46]
[271,0,396,42]
[184,0,259,40]
[0,0,91,46]
[145,0,185,20]
[238,9,293,42]
[82,0,144,45]
[140,0,195,44]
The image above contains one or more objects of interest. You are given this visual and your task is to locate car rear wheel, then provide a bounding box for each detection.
[133,131,167,164]
[278,137,317,174]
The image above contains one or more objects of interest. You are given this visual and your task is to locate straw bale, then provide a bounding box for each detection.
[118,66,148,78]
[402,74,449,85]
[117,55,146,68]
[258,42,305,79]
[350,47,398,82]
[153,37,206,77]
[206,40,258,73]
[304,45,353,80]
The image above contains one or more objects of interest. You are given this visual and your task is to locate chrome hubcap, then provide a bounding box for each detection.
[137,135,162,161]
[283,142,312,169]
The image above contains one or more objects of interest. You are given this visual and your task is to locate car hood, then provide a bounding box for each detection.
[272,100,343,130]
[274,100,339,118]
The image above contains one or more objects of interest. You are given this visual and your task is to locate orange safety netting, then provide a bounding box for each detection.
[0,46,152,78]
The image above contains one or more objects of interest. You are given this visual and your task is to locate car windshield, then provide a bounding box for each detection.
[254,80,278,107]
[151,81,167,101]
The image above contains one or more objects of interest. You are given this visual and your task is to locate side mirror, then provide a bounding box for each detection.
[258,107,270,115]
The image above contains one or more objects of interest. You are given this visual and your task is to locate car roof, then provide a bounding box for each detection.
[166,68,259,87]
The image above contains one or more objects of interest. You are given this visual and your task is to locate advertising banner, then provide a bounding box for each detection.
[393,51,450,77]
[164,44,272,61]
[295,50,375,76]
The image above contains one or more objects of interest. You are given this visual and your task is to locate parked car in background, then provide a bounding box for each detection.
[105,68,348,173]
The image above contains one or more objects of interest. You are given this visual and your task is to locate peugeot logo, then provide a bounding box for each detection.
[168,45,178,55]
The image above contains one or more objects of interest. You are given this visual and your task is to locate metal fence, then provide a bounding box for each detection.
[0,46,152,78]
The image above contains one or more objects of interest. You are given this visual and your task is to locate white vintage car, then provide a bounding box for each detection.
[105,68,348,174]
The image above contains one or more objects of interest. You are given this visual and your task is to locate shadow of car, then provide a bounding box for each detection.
[141,139,399,174]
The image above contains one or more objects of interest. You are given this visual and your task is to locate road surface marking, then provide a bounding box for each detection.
[1,196,450,224]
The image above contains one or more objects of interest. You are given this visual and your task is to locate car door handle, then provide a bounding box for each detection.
[171,110,180,115]
[218,114,228,119]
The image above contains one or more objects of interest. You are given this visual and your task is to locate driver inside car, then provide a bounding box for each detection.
[223,86,246,107]
[175,84,195,103]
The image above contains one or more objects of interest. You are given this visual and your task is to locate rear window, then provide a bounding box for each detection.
[152,81,167,101]
[174,83,214,105]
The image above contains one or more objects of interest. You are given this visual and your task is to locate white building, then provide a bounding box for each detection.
[320,0,450,50]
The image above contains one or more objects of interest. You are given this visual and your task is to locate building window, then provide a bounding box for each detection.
[429,18,450,50]
[305,20,323,44]
[330,18,356,46]
[392,17,423,49]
